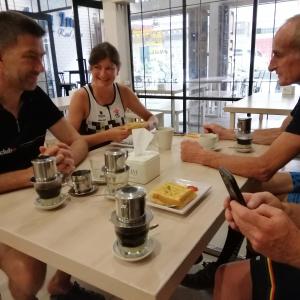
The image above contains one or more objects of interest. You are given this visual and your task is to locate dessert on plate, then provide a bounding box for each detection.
[150,182,197,208]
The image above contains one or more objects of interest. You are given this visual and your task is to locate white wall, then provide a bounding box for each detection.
[102,0,132,86]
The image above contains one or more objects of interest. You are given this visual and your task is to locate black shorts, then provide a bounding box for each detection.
[250,255,300,300]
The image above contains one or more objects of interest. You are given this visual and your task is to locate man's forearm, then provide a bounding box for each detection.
[82,131,115,148]
[252,128,283,145]
[200,151,274,181]
[70,138,88,166]
[0,168,33,194]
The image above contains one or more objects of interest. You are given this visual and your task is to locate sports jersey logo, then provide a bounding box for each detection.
[0,147,15,156]
[97,111,107,122]
[113,107,121,119]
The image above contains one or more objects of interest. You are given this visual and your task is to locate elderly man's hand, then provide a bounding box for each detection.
[39,142,75,175]
[229,199,300,265]
[181,139,205,164]
[224,192,284,231]
[204,123,234,140]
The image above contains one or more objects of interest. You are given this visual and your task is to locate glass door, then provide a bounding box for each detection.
[72,0,104,86]
[22,12,59,98]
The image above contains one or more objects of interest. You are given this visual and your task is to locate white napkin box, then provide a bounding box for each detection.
[126,151,160,184]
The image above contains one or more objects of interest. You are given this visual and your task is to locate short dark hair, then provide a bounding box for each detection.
[0,11,45,52]
[88,42,121,69]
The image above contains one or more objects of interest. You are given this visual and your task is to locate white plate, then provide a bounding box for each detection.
[113,238,155,262]
[147,179,211,215]
[110,136,134,148]
[68,185,98,197]
[34,193,69,210]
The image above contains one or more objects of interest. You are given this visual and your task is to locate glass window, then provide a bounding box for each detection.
[49,9,78,85]
[7,0,38,12]
[78,6,104,66]
[256,0,300,93]
[40,0,70,11]
[0,0,7,11]
[130,0,300,131]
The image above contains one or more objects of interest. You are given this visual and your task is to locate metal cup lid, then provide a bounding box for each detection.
[104,148,128,172]
[31,155,57,182]
[115,185,146,201]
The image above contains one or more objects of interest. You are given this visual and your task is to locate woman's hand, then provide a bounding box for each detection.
[147,115,159,130]
[108,127,130,142]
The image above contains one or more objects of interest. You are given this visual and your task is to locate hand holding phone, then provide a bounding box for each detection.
[219,167,246,206]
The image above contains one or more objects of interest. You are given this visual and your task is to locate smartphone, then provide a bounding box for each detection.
[219,167,246,206]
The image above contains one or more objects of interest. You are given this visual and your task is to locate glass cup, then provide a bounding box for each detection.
[89,158,105,183]
[32,174,62,201]
[198,133,218,149]
[104,167,129,196]
[155,127,174,151]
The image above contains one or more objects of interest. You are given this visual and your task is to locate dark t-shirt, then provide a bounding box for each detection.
[0,86,63,173]
[286,97,300,134]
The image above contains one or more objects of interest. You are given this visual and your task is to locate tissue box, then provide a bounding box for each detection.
[126,151,160,184]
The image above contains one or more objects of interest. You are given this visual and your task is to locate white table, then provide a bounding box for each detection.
[0,138,267,299]
[224,92,299,128]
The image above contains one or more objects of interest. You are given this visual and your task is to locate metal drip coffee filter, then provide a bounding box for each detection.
[103,148,130,196]
[31,155,57,182]
[236,117,252,152]
[111,186,154,258]
[115,185,146,224]
[104,148,128,173]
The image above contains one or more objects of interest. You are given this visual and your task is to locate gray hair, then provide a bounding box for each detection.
[0,11,45,52]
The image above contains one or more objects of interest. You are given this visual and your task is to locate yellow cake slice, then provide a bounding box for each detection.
[150,182,197,208]
[185,132,200,139]
[122,122,147,130]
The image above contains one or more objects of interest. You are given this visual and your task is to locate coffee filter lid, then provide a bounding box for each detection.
[115,185,145,201]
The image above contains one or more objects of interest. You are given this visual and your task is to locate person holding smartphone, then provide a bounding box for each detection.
[213,191,300,300]
[181,14,300,290]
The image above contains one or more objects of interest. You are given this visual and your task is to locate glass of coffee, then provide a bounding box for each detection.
[31,174,62,200]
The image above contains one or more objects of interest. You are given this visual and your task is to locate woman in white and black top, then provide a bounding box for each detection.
[68,42,157,149]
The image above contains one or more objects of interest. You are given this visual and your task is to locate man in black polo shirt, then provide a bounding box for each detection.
[0,11,90,300]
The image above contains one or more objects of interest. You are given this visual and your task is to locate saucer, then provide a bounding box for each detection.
[34,193,69,210]
[68,185,98,197]
[235,146,253,153]
[113,238,155,262]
